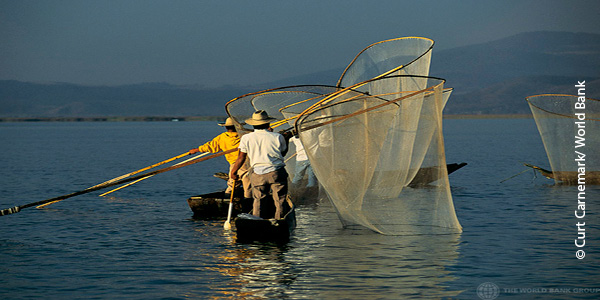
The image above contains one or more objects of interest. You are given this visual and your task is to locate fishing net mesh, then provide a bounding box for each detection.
[225,86,340,187]
[225,37,462,234]
[295,76,461,234]
[337,37,434,88]
[527,94,600,184]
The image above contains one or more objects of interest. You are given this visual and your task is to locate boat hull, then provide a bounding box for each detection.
[187,190,251,219]
[235,197,296,243]
[408,162,467,187]
[525,163,600,185]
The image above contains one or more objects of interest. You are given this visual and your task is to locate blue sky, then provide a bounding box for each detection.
[1,0,599,87]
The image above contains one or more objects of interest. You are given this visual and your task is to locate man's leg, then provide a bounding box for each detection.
[306,164,317,187]
[238,162,252,199]
[250,172,269,217]
[225,164,235,194]
[292,160,308,185]
[270,168,289,219]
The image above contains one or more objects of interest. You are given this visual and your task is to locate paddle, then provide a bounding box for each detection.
[98,152,211,197]
[223,180,236,230]
[0,149,237,217]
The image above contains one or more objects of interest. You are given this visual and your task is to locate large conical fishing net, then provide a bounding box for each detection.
[337,37,434,88]
[527,94,600,184]
[224,37,462,234]
[294,75,461,235]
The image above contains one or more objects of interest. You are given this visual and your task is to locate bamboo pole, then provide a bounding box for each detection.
[0,149,236,217]
[97,152,211,197]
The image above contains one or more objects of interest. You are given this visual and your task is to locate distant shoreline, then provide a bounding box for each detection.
[0,114,532,122]
[0,116,227,122]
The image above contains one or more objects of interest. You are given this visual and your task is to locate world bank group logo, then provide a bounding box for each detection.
[477,282,500,300]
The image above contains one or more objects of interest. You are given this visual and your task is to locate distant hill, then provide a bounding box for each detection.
[445,76,600,114]
[0,81,252,118]
[1,31,599,118]
[432,31,600,114]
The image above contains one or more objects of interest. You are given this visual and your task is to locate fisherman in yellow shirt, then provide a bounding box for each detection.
[189,117,250,198]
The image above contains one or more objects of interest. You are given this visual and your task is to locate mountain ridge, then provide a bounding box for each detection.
[1,31,598,118]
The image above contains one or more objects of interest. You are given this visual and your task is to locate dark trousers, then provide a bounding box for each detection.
[250,168,288,219]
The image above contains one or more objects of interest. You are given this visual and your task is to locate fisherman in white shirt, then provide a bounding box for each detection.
[230,110,290,219]
[290,134,317,188]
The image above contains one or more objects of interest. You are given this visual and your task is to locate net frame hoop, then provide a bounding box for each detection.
[224,84,340,128]
[278,92,338,114]
[248,90,330,128]
[301,68,442,118]
[296,94,403,129]
[272,86,371,128]
[249,90,324,109]
[526,93,600,121]
[336,37,435,88]
[296,75,445,133]
[272,92,342,128]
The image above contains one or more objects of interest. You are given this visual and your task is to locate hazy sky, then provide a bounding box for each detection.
[1,0,599,88]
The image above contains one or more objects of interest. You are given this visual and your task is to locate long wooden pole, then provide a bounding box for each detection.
[34,151,192,209]
[89,152,191,189]
[0,149,236,217]
[3,86,421,217]
[97,152,211,197]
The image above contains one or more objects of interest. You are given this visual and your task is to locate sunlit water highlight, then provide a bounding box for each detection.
[1,119,598,299]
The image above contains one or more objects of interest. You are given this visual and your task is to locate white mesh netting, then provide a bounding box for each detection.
[527,94,600,184]
[224,37,462,234]
[295,76,461,234]
[337,37,434,88]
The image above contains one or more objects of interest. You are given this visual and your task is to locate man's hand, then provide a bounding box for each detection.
[279,129,293,141]
[230,171,239,181]
[189,148,199,154]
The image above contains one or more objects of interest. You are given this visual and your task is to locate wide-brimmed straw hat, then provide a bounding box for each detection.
[245,110,277,126]
[218,117,238,127]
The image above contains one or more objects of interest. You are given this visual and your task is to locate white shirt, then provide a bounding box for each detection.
[239,129,287,175]
[290,136,308,161]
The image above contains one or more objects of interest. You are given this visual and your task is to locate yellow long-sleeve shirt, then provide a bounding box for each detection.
[197,132,240,165]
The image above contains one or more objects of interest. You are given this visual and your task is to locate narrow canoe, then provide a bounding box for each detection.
[187,190,252,219]
[408,162,468,187]
[235,196,296,243]
[524,163,600,185]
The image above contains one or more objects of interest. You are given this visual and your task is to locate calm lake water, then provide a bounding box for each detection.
[0,119,598,299]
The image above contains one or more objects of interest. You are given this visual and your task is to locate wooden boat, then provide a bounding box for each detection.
[190,162,467,216]
[408,162,467,187]
[524,163,600,185]
[235,196,296,243]
[187,189,252,219]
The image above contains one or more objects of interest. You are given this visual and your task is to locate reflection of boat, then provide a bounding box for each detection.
[235,196,296,243]
[524,163,600,185]
[408,162,467,187]
[187,190,251,219]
